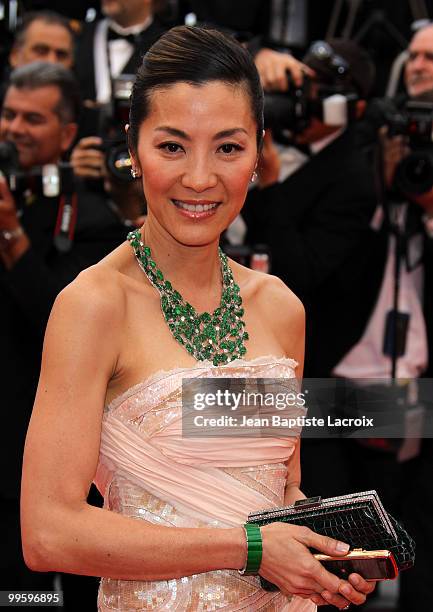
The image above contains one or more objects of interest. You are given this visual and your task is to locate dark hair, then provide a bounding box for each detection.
[14,10,74,49]
[129,26,264,152]
[9,61,81,123]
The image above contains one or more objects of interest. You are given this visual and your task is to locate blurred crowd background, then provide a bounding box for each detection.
[0,1,432,611]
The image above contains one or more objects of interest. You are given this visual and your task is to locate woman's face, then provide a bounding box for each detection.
[132,80,258,247]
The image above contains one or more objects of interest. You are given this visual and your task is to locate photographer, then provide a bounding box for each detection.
[70,135,146,224]
[70,89,147,224]
[0,62,127,593]
[242,40,378,381]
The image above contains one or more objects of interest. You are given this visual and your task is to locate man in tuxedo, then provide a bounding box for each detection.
[0,62,127,602]
[74,0,166,103]
[71,0,167,198]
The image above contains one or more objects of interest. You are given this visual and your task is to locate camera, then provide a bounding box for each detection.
[383,99,433,195]
[0,141,74,204]
[264,41,359,141]
[80,75,134,182]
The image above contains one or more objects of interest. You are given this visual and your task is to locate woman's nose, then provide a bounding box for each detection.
[181,158,218,192]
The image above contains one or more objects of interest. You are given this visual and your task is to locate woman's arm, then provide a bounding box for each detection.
[21,267,247,580]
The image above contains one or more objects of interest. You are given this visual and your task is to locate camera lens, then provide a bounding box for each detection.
[395,151,433,195]
[106,143,133,182]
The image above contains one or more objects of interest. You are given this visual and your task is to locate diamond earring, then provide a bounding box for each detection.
[131,168,141,179]
[251,171,258,183]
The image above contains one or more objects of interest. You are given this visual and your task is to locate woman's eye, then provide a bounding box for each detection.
[219,143,243,154]
[159,142,182,153]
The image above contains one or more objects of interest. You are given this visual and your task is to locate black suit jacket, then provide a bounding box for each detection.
[74,18,166,102]
[176,0,335,52]
[242,128,385,376]
[0,188,128,500]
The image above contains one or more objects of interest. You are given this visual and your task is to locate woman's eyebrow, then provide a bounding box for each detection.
[154,126,248,140]
[214,128,248,139]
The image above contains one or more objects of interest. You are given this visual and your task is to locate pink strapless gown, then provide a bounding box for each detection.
[94,356,316,611]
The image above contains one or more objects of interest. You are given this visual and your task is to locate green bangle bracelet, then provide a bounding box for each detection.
[238,523,263,575]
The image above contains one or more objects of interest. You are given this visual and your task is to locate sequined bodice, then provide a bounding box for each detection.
[95,356,315,611]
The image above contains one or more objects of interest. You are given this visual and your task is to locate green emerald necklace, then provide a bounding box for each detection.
[128,229,249,366]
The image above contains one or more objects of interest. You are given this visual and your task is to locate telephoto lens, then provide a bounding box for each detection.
[395,150,433,195]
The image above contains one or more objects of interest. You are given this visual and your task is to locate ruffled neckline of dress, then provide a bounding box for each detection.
[106,354,298,412]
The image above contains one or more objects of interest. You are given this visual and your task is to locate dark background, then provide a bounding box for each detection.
[1,0,433,97]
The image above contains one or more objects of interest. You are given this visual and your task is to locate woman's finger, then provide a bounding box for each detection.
[321,589,353,609]
[311,593,330,606]
[348,573,376,594]
[338,579,368,605]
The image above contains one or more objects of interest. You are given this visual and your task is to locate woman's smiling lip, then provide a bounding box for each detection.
[172,199,221,205]
[171,198,222,218]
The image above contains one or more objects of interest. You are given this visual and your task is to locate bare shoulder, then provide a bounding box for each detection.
[231,261,305,367]
[49,260,127,342]
[262,274,304,326]
[232,260,305,326]
[255,273,305,342]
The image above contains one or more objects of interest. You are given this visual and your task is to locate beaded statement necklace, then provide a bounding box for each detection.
[128,229,249,366]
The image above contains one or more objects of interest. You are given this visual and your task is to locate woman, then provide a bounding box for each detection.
[21,27,374,610]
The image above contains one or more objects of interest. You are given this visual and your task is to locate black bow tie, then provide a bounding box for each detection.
[107,27,137,44]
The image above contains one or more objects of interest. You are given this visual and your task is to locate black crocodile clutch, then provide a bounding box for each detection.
[245,490,415,591]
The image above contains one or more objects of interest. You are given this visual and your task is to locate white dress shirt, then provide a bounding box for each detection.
[94,17,153,103]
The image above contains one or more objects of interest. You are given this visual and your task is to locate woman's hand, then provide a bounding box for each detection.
[310,572,375,608]
[259,522,375,608]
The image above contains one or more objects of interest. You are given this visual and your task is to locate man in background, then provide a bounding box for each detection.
[9,10,74,69]
[74,0,166,103]
[1,10,75,105]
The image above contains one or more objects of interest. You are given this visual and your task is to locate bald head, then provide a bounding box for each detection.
[405,24,433,97]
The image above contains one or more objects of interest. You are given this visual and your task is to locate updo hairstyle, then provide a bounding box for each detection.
[128,26,264,152]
